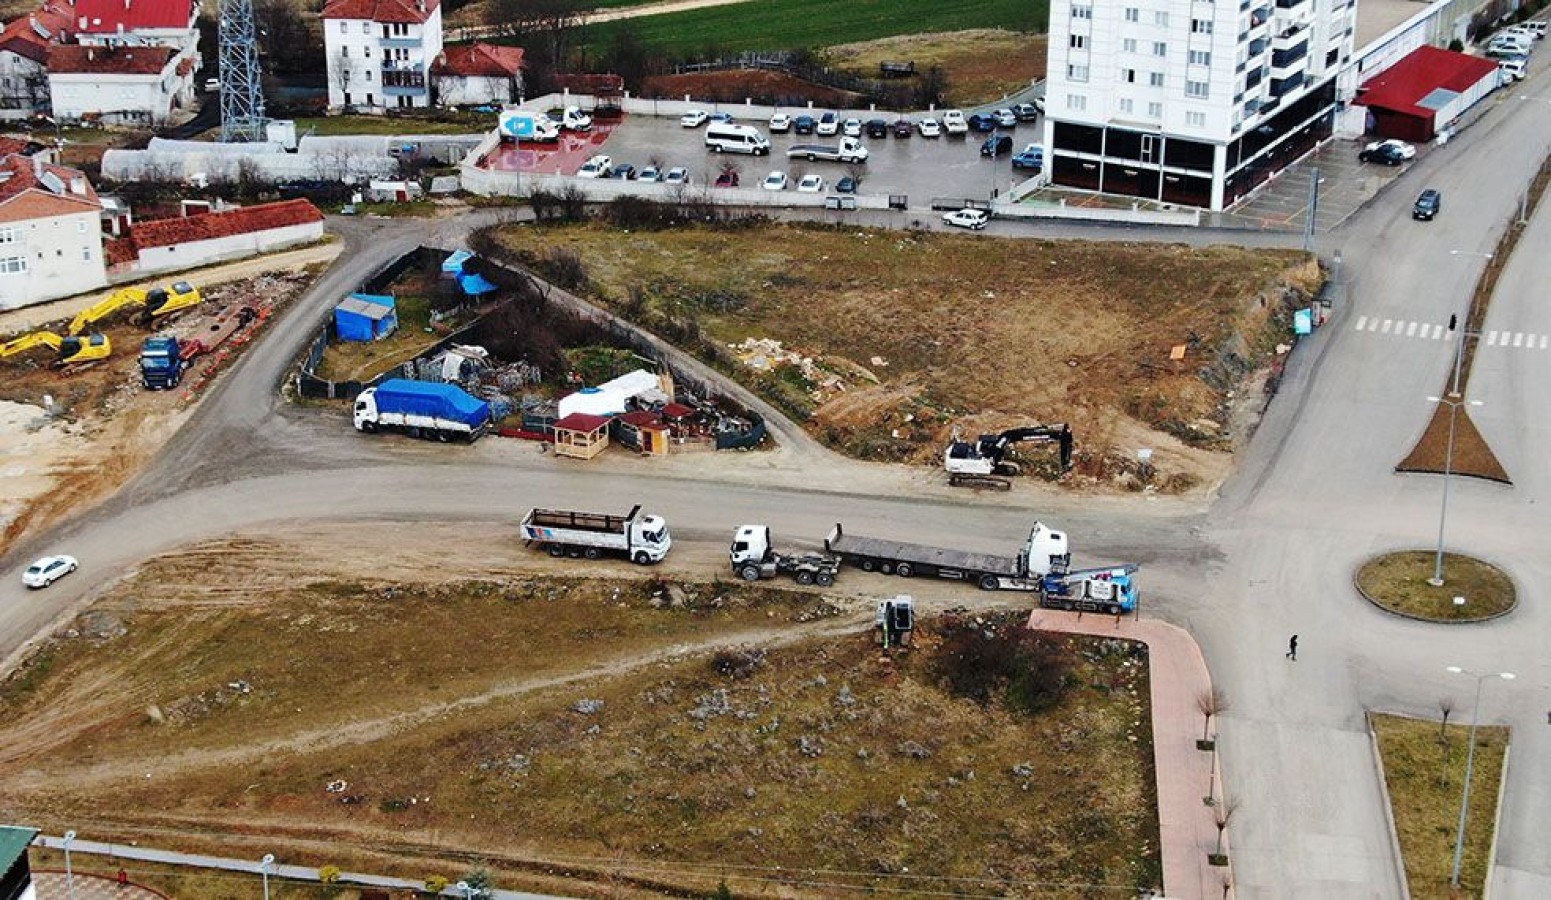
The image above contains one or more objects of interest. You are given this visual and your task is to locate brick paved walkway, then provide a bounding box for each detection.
[32,870,167,899]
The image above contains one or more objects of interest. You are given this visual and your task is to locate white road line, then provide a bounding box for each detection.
[1406,322,1419,337]
[1542,336,1549,350]
[1355,315,1369,331]
[1431,324,1446,340]
[1382,319,1393,334]
[1367,318,1380,332]
[1487,331,1499,346]
[1514,332,1525,348]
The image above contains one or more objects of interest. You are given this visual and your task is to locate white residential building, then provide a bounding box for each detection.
[47,43,196,125]
[0,1,71,120]
[322,0,443,112]
[1044,0,1355,210]
[0,152,106,310]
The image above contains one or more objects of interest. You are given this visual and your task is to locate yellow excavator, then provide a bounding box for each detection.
[0,331,113,366]
[68,280,203,335]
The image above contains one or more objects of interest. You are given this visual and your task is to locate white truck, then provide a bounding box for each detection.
[560,106,593,131]
[786,137,869,164]
[521,505,671,565]
[729,525,840,586]
[499,109,561,143]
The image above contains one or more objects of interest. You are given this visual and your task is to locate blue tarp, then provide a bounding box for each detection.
[459,272,498,296]
[374,379,491,427]
[442,249,474,275]
[334,293,398,342]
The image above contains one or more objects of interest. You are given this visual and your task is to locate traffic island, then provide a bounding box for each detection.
[1355,551,1515,622]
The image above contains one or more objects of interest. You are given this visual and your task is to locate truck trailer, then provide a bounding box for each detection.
[824,520,1071,591]
[352,379,492,442]
[521,505,672,564]
[729,524,840,586]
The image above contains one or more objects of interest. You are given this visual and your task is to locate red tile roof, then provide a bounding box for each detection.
[321,0,438,24]
[553,412,611,433]
[0,152,100,223]
[616,410,662,427]
[661,402,694,419]
[48,43,174,75]
[0,1,74,61]
[130,199,323,249]
[0,138,29,157]
[1355,46,1500,119]
[72,0,195,33]
[430,42,523,78]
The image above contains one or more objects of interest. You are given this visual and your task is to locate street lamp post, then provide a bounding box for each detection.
[1445,666,1515,887]
[1426,394,1484,586]
[260,853,275,900]
[1303,167,1324,253]
[62,830,76,900]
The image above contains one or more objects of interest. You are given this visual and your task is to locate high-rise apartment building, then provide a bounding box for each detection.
[1044,0,1355,210]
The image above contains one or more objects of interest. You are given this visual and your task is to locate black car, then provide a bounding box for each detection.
[1413,189,1441,221]
[612,163,636,180]
[793,115,817,135]
[1011,102,1040,122]
[1358,143,1406,166]
[980,134,1013,157]
[967,113,998,132]
[835,175,857,193]
[864,118,890,138]
[893,118,913,138]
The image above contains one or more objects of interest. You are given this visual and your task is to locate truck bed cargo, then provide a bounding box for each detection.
[521,504,672,564]
[353,379,492,441]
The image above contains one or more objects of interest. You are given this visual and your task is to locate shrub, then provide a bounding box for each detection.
[318,865,342,884]
[424,874,449,893]
[932,617,1075,714]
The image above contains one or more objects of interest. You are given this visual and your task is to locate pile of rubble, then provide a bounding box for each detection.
[730,337,847,399]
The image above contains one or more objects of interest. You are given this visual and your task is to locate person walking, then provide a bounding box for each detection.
[1286,634,1299,661]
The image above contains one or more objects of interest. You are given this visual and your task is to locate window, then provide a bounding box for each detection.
[365,70,373,81]
[364,47,372,57]
[1192,18,1214,33]
[1186,80,1210,97]
[1120,97,1135,113]
[1125,6,1140,20]
[1154,41,1168,55]
[0,227,15,245]
[1072,4,1093,17]
[1155,10,1170,25]
[1123,37,1138,52]
[338,21,346,32]
[82,247,92,261]
[1070,34,1088,48]
[77,221,86,233]
[1068,64,1090,81]
[1148,102,1163,117]
[360,21,369,33]
[1150,71,1165,86]
[1189,49,1212,65]
[1186,111,1206,126]
[1121,67,1137,82]
[0,256,26,275]
[341,46,348,57]
[1067,93,1088,111]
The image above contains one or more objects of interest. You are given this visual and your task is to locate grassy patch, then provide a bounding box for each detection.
[314,296,443,383]
[1371,713,1509,899]
[575,0,1048,58]
[291,115,492,136]
[1356,552,1515,622]
[824,30,1049,106]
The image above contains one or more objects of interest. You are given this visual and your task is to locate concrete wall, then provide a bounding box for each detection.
[0,207,108,310]
[130,221,324,277]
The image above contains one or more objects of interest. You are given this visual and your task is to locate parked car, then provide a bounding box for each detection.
[22,554,76,588]
[942,208,989,230]
[1413,188,1442,221]
[865,118,890,138]
[793,115,817,135]
[664,167,691,185]
[942,109,968,134]
[980,134,1013,156]
[992,108,1018,127]
[1012,144,1045,170]
[967,113,998,132]
[1011,102,1040,121]
[797,173,825,192]
[918,118,942,138]
[638,166,663,183]
[893,118,914,138]
[1358,139,1413,165]
[714,170,741,187]
[842,118,863,137]
[1487,42,1532,60]
[817,111,839,135]
[680,109,710,127]
[835,175,857,193]
[576,154,612,178]
[710,112,736,123]
[1500,58,1528,80]
[769,112,792,133]
[762,170,788,190]
[612,163,637,180]
[1517,20,1548,37]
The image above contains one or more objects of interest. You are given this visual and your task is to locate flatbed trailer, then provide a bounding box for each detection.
[823,521,1069,591]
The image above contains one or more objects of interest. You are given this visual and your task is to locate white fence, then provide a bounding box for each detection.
[992,197,1202,226]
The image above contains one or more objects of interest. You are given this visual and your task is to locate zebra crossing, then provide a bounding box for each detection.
[1351,315,1551,350]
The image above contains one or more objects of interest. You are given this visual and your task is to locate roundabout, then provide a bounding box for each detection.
[1355,550,1516,623]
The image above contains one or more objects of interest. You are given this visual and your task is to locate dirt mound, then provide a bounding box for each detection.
[641,69,862,106]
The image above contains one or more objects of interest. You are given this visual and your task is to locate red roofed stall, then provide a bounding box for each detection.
[552,412,611,460]
[1354,46,1501,144]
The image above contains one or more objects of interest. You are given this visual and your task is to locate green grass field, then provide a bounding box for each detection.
[578,0,1047,57]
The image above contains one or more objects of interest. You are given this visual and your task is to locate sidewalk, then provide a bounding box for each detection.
[32,870,168,899]
[1027,611,1229,900]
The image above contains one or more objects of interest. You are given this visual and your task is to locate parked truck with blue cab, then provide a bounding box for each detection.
[352,379,492,442]
[521,505,671,564]
[139,335,184,389]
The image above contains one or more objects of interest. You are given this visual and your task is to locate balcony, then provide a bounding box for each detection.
[381,34,422,48]
[1271,19,1309,49]
[381,65,426,91]
[1269,72,1304,97]
[1274,0,1308,9]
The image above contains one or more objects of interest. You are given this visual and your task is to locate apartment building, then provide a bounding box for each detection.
[322,0,443,111]
[0,152,107,309]
[1044,0,1355,210]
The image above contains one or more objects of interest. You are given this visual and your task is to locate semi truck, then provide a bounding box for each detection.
[521,505,672,564]
[786,137,869,164]
[729,524,840,586]
[352,379,492,442]
[139,335,184,389]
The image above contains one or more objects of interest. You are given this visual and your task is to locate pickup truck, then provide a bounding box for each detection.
[786,137,869,164]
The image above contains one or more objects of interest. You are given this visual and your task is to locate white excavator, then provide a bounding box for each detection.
[944,423,1073,491]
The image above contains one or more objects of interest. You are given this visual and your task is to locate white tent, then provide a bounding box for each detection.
[558,369,667,418]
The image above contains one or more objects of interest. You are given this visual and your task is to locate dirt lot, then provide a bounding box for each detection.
[0,271,314,554]
[641,69,862,107]
[824,30,1048,106]
[0,526,1158,898]
[496,222,1320,493]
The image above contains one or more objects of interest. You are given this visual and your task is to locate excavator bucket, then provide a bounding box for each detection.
[69,287,147,335]
[57,333,112,365]
[1,331,63,358]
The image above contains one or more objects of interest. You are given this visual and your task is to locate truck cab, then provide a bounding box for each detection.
[730,525,776,569]
[630,515,673,562]
[352,388,380,431]
[1022,522,1070,576]
[139,335,182,389]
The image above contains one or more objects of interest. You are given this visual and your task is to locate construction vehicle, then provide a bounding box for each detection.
[945,424,1074,490]
[0,331,112,366]
[1038,565,1140,616]
[69,281,203,335]
[729,524,840,586]
[876,596,915,647]
[521,505,671,564]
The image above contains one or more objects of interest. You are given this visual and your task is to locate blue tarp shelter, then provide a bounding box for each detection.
[442,249,474,276]
[334,293,399,342]
[459,272,498,296]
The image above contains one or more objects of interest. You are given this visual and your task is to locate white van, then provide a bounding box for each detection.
[705,123,772,155]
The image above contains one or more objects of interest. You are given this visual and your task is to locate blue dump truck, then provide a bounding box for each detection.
[139,335,184,389]
[352,379,492,442]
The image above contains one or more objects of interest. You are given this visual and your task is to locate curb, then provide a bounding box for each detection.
[1484,742,1512,899]
[1352,552,1517,624]
[1365,712,1413,899]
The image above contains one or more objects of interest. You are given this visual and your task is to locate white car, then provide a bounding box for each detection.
[576,155,612,178]
[817,112,840,135]
[664,167,691,185]
[1363,138,1416,160]
[638,167,662,183]
[942,208,989,230]
[992,108,1018,127]
[762,171,788,190]
[942,109,968,134]
[842,118,862,137]
[1500,58,1528,80]
[680,109,710,127]
[23,554,77,588]
[797,174,825,193]
[769,112,792,133]
[918,118,942,138]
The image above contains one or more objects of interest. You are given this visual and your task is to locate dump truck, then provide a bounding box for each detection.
[352,379,491,442]
[729,524,840,586]
[139,335,184,389]
[521,505,672,564]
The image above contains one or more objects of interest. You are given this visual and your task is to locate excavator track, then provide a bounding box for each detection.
[948,473,1012,491]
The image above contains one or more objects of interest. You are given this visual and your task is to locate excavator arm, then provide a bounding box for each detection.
[0,331,110,364]
[993,424,1074,471]
[69,287,147,335]
[0,331,62,358]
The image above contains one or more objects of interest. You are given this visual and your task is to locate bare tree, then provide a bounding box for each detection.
[1439,697,1455,743]
[1214,795,1240,857]
[843,162,866,190]
[332,50,353,109]
[482,0,588,84]
[1197,686,1229,742]
[1220,870,1233,899]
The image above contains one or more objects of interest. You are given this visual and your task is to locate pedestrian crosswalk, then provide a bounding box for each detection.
[1351,315,1551,350]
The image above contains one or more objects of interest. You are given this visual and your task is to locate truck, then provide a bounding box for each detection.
[139,335,184,389]
[521,505,671,564]
[729,524,840,586]
[498,109,561,143]
[786,137,869,164]
[1038,565,1140,616]
[352,379,492,442]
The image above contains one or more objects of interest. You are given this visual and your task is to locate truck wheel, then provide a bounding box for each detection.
[880,562,895,575]
[739,565,761,582]
[896,563,913,578]
[1061,599,1075,611]
[979,574,998,591]
[405,427,420,439]
[584,547,601,560]
[548,544,564,557]
[816,572,835,587]
[361,421,378,433]
[860,559,876,572]
[634,551,651,565]
[795,570,815,585]
[437,430,451,443]
[1106,604,1122,616]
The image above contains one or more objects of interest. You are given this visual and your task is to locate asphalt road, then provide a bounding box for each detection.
[4,73,1551,899]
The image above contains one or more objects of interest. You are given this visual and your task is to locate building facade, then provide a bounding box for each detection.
[0,153,107,310]
[1043,0,1355,210]
[430,42,523,107]
[0,2,71,120]
[322,0,443,111]
[46,43,195,125]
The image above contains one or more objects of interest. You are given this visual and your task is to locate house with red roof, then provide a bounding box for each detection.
[0,0,72,119]
[69,0,198,48]
[430,42,523,107]
[47,42,197,125]
[0,152,107,309]
[1353,46,1501,144]
[323,0,443,112]
[123,199,324,276]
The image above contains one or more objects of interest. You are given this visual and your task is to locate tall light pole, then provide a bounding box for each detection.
[1445,666,1514,887]
[61,830,76,900]
[260,853,275,900]
[1302,167,1324,252]
[1426,394,1484,586]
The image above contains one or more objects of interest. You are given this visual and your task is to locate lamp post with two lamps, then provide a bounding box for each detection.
[1444,666,1515,887]
[1426,393,1483,586]
[260,853,275,900]
[62,830,77,900]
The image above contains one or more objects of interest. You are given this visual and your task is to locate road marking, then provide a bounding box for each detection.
[1382,319,1393,334]
[1487,331,1499,346]
[1355,315,1369,331]
[1405,322,1419,337]
[1367,318,1380,331]
[1431,324,1446,340]
[1543,336,1549,350]
[1514,332,1525,347]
